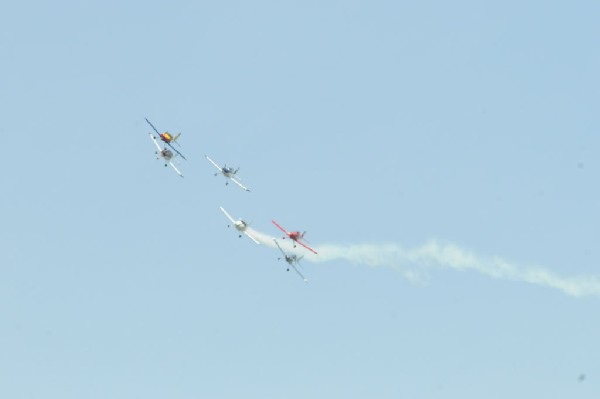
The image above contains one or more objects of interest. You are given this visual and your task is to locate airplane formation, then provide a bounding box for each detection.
[146,118,316,282]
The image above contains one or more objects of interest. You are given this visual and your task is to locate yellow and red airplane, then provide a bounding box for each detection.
[145,118,187,160]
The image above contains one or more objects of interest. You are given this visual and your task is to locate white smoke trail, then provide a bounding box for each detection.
[248,228,600,298]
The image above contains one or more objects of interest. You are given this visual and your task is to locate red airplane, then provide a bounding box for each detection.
[272,220,318,254]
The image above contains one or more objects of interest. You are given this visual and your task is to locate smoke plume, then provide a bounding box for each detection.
[248,228,600,298]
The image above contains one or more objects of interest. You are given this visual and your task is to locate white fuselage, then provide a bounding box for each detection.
[285,256,294,264]
[160,148,174,161]
[234,220,247,231]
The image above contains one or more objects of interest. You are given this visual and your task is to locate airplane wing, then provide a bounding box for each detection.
[205,155,222,172]
[168,160,184,177]
[166,142,187,161]
[296,239,318,255]
[149,133,163,152]
[230,176,250,191]
[290,263,308,283]
[145,118,161,135]
[243,230,260,245]
[219,206,237,224]
[271,220,289,235]
[272,238,288,257]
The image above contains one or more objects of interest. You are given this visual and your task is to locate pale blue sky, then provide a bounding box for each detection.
[1,1,599,398]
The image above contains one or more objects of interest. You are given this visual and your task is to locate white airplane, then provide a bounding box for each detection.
[205,155,250,191]
[149,133,183,177]
[273,239,308,282]
[219,206,260,244]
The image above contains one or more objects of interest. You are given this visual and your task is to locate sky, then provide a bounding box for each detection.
[1,1,599,397]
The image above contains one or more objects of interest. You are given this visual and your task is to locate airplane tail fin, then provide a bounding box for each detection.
[301,232,312,245]
[172,133,182,145]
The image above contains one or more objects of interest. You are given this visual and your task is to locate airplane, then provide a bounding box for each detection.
[271,220,318,254]
[273,239,307,282]
[145,118,187,160]
[205,155,250,191]
[148,133,184,177]
[219,206,260,244]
